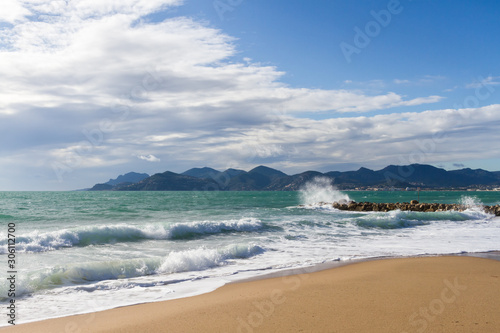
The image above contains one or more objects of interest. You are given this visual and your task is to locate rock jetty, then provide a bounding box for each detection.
[329,200,500,216]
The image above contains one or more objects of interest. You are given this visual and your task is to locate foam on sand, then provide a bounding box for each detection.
[5,256,500,333]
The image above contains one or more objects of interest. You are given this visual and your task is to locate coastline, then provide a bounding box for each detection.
[3,191,498,331]
[3,254,500,333]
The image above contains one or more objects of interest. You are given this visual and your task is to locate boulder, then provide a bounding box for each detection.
[327,201,498,215]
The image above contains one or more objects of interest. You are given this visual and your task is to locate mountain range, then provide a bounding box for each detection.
[89,172,150,191]
[88,164,500,191]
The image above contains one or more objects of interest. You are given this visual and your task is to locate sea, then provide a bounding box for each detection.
[1,183,500,326]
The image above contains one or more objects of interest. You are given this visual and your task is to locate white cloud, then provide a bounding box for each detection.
[0,2,440,119]
[443,86,458,92]
[395,95,443,107]
[0,0,482,190]
[392,76,447,86]
[341,79,386,91]
[394,79,410,84]
[420,75,446,83]
[76,104,500,177]
[0,0,31,24]
[465,75,500,89]
[138,154,161,162]
[189,104,500,173]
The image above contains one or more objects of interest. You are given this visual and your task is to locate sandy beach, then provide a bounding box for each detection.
[3,255,500,333]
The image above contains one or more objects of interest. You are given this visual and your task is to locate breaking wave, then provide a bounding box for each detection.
[0,244,265,300]
[0,218,265,253]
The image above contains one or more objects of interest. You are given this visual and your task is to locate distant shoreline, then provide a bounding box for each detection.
[86,164,500,192]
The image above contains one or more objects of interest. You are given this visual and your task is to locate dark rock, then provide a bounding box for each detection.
[330,201,499,215]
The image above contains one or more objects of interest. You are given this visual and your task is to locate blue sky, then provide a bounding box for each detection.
[1,0,500,190]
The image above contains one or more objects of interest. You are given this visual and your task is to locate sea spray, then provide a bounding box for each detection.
[456,195,494,218]
[299,177,351,205]
[459,195,483,209]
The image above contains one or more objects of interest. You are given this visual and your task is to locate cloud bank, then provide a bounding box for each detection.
[0,0,497,190]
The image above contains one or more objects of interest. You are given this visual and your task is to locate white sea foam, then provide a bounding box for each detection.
[158,244,264,274]
[457,195,495,219]
[299,177,351,205]
[1,191,499,327]
[0,244,265,301]
[459,195,483,208]
[167,218,264,239]
[0,218,265,253]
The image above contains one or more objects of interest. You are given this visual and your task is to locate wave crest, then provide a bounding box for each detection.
[0,218,265,253]
[158,244,264,274]
[0,244,264,300]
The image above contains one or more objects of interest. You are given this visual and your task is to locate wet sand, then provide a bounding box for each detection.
[3,256,500,332]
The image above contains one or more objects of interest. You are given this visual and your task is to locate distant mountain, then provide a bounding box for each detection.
[221,168,246,178]
[266,171,324,191]
[89,183,115,191]
[182,167,221,179]
[324,164,500,188]
[117,171,219,191]
[87,164,500,191]
[249,165,287,178]
[89,172,149,191]
[448,168,500,185]
[225,166,288,190]
[379,164,500,187]
[106,172,150,185]
[181,167,246,189]
[327,167,386,186]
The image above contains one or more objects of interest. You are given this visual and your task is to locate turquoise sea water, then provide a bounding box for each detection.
[1,189,499,325]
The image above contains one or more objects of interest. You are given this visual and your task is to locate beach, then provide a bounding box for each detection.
[3,0,500,331]
[4,255,500,333]
[1,191,499,329]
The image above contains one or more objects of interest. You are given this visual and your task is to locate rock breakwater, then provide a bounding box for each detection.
[329,200,500,216]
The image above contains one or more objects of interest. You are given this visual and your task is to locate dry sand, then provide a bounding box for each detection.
[3,256,500,333]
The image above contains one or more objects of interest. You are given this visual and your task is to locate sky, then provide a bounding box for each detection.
[1,0,500,190]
